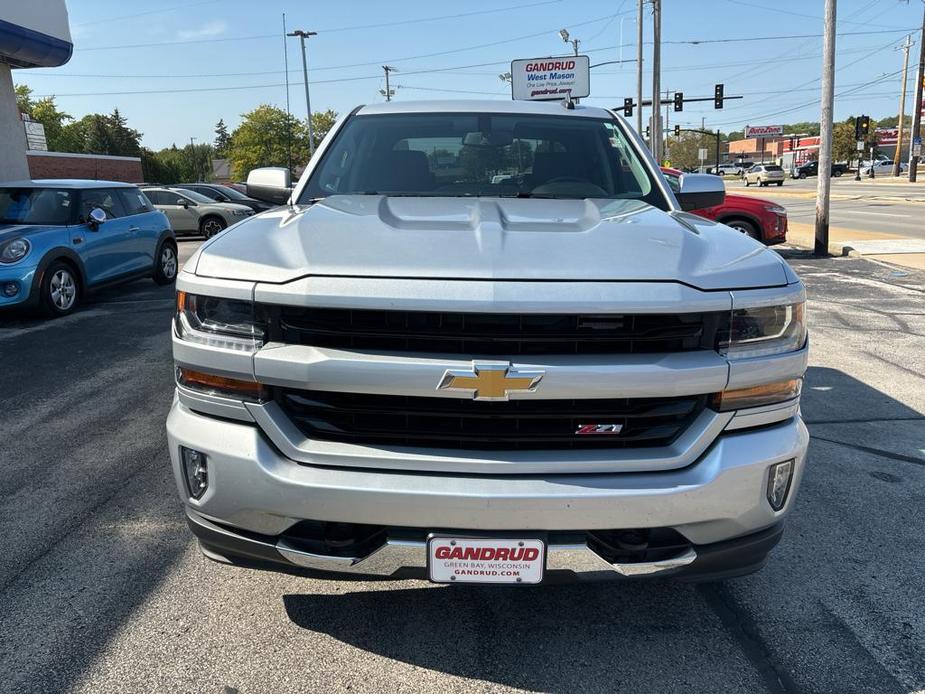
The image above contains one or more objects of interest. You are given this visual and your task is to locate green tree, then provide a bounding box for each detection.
[214,118,231,157]
[667,131,717,171]
[833,116,879,165]
[29,97,73,150]
[309,109,338,150]
[227,104,309,180]
[14,84,33,115]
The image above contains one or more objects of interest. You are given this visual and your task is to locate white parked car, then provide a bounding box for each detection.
[860,160,908,177]
[744,164,785,187]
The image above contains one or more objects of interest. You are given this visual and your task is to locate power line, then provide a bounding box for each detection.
[73,0,222,27]
[720,0,908,30]
[316,0,565,33]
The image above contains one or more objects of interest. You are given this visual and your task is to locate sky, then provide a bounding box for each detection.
[13,0,925,150]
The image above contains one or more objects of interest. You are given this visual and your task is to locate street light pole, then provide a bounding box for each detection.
[908,4,925,183]
[287,29,317,157]
[814,0,836,257]
[636,0,643,138]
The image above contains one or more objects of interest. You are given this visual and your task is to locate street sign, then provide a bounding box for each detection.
[698,148,709,160]
[23,118,47,151]
[856,140,865,152]
[744,124,784,138]
[510,56,590,101]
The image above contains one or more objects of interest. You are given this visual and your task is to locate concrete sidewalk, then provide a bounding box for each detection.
[786,222,925,271]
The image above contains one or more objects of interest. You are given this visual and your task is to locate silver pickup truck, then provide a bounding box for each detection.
[167,100,808,585]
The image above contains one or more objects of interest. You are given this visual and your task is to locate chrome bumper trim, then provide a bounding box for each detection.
[276,535,697,578]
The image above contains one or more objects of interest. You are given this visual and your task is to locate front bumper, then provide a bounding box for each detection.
[0,263,37,309]
[167,398,809,579]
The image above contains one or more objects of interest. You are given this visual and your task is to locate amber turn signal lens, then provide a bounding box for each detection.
[176,290,187,312]
[712,378,802,412]
[177,367,267,401]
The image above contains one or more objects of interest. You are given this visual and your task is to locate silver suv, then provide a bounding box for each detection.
[143,187,254,238]
[167,101,808,585]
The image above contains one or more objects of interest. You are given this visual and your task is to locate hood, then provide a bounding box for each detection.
[194,196,789,290]
[0,223,61,244]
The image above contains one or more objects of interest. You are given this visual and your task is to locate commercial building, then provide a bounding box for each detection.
[0,1,73,180]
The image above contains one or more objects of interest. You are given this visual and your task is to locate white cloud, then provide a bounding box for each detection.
[178,20,227,40]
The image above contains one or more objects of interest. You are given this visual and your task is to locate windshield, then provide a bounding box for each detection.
[0,188,75,225]
[212,185,250,201]
[300,112,661,204]
[173,189,214,204]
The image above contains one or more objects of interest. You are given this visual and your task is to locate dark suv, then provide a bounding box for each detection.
[791,161,847,179]
[173,183,276,213]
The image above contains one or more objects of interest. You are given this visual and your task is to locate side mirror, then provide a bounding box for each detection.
[88,207,107,230]
[176,198,189,207]
[674,173,725,211]
[247,167,292,205]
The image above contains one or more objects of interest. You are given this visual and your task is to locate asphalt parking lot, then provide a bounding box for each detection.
[0,241,923,694]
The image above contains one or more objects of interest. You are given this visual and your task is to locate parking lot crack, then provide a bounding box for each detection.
[697,583,800,694]
[809,436,925,468]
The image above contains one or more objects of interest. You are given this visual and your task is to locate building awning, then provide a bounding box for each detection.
[0,18,72,68]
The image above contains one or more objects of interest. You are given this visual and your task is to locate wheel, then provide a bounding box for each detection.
[725,219,761,241]
[759,181,767,187]
[744,178,750,187]
[40,261,80,317]
[798,172,807,179]
[153,241,178,285]
[833,170,842,177]
[776,181,783,186]
[200,216,226,239]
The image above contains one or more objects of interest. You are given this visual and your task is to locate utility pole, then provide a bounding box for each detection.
[189,137,198,182]
[814,0,836,257]
[282,13,292,173]
[636,0,644,139]
[381,65,397,102]
[893,35,913,177]
[909,4,925,183]
[651,0,662,162]
[287,29,317,157]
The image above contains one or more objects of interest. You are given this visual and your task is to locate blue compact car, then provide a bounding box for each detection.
[0,180,177,317]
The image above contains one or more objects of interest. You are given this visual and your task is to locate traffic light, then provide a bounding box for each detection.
[855,114,870,139]
[645,125,651,139]
[623,98,634,117]
[714,83,724,109]
[674,124,681,137]
[673,91,683,112]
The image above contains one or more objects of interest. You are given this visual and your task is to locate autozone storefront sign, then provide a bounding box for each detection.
[745,125,784,138]
[511,56,590,101]
[876,128,900,145]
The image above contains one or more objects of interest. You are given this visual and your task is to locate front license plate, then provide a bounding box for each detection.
[427,537,545,584]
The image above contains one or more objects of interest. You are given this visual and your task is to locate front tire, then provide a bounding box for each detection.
[833,170,842,177]
[153,241,178,285]
[40,261,80,317]
[776,181,783,186]
[744,178,751,187]
[200,216,226,239]
[725,219,762,241]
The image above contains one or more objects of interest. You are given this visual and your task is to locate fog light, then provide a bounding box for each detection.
[767,460,794,511]
[181,447,209,499]
[2,282,17,297]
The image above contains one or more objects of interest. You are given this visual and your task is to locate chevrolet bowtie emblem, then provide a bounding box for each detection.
[437,362,545,401]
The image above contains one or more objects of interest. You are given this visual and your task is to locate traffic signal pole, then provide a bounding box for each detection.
[814,0,836,257]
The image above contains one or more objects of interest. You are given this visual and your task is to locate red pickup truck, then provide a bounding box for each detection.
[661,167,788,245]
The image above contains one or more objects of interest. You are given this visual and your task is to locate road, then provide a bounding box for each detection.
[1,242,923,693]
[725,177,924,240]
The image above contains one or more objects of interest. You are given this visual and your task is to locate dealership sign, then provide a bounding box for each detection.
[510,56,590,101]
[745,124,784,138]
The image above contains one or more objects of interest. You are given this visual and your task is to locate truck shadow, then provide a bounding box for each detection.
[283,364,925,693]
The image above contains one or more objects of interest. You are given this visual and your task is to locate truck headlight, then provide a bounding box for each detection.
[0,238,30,264]
[720,302,806,359]
[175,291,265,351]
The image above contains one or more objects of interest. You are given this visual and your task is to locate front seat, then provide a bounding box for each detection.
[366,150,436,192]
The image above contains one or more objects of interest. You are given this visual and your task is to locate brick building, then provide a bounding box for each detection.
[26,150,143,182]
